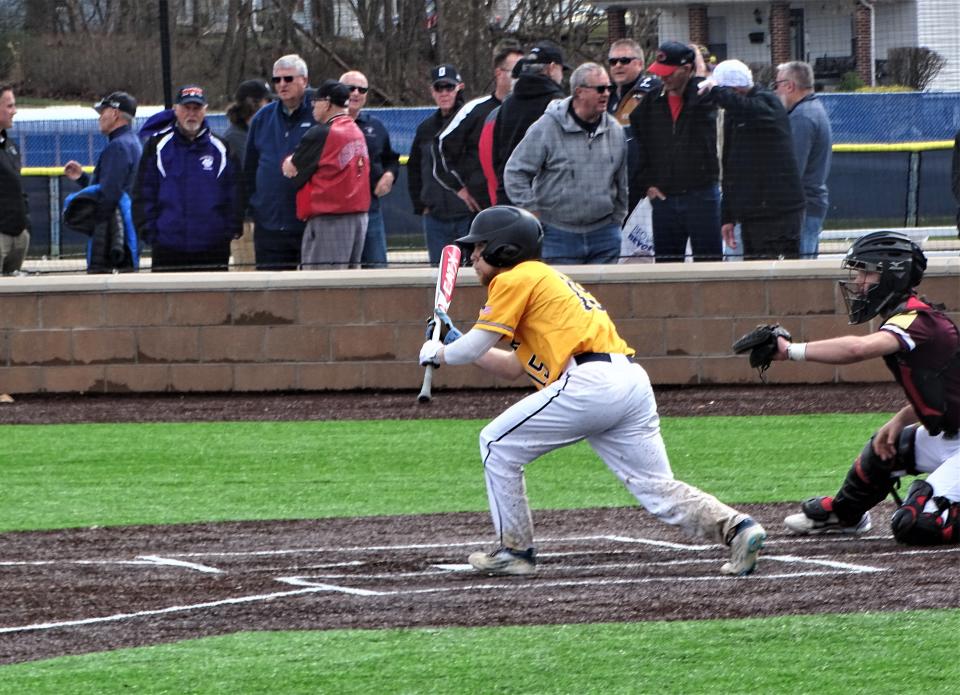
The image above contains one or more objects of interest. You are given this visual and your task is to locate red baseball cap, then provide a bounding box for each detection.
[647,41,696,77]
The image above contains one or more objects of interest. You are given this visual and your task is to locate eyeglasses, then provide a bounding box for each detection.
[432,82,457,92]
[581,84,614,94]
[344,85,369,94]
[271,75,298,84]
[771,79,792,88]
[608,56,638,66]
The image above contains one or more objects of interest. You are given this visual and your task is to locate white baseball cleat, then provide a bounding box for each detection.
[721,518,766,576]
[467,547,537,576]
[784,510,873,536]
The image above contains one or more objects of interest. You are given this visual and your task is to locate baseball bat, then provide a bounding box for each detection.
[417,244,462,403]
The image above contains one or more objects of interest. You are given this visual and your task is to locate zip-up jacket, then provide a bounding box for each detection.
[407,98,471,220]
[76,124,142,224]
[290,113,371,220]
[505,97,627,233]
[134,123,242,252]
[629,76,719,200]
[244,96,315,231]
[63,184,139,272]
[0,129,29,236]
[436,93,501,209]
[492,73,566,204]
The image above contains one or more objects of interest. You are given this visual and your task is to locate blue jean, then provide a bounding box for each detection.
[800,213,825,259]
[650,185,721,263]
[423,214,472,265]
[361,208,387,268]
[541,222,621,265]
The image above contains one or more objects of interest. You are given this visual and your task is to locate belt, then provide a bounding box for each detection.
[574,352,612,365]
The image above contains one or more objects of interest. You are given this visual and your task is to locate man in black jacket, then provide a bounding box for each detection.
[700,59,805,260]
[407,64,471,264]
[630,42,720,262]
[0,84,29,275]
[491,40,567,205]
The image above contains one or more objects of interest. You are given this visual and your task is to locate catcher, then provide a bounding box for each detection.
[734,231,960,544]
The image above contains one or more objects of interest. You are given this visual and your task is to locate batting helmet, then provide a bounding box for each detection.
[839,231,927,324]
[457,206,543,268]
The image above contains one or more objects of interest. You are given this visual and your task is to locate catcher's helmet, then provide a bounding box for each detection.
[456,206,543,268]
[839,231,927,324]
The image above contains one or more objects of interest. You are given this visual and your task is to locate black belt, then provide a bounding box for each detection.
[574,352,611,365]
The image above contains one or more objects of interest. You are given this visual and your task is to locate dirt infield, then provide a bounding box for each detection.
[3,383,945,665]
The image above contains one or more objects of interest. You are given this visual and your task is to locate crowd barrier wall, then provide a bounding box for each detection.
[1,259,957,395]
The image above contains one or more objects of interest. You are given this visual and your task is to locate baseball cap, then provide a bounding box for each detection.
[316,79,351,107]
[525,40,570,70]
[430,64,462,86]
[712,59,754,88]
[647,41,696,77]
[175,85,207,106]
[235,79,272,103]
[93,91,137,117]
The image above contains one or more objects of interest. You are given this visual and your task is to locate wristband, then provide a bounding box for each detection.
[787,342,807,361]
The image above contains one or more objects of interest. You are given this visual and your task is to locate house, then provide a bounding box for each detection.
[592,1,960,91]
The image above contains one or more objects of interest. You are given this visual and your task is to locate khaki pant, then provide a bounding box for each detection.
[230,222,256,271]
[0,229,29,275]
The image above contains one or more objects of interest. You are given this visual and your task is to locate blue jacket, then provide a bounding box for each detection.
[134,124,242,252]
[63,184,139,271]
[77,124,142,224]
[244,97,314,231]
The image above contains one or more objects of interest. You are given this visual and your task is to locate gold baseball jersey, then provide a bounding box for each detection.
[473,260,634,388]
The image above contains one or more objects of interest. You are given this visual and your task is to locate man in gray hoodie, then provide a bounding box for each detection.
[504,62,627,264]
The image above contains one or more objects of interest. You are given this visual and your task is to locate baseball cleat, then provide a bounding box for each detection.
[721,518,766,576]
[784,510,872,536]
[467,546,536,576]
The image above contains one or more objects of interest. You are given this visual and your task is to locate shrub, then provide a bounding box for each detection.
[838,71,864,92]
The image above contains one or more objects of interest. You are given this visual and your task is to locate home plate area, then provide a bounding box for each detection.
[2,503,959,664]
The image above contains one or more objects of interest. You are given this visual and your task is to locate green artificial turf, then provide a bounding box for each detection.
[0,414,890,532]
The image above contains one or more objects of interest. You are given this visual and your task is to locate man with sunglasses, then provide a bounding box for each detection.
[607,39,660,126]
[244,54,315,270]
[339,70,400,269]
[504,62,627,265]
[407,64,473,264]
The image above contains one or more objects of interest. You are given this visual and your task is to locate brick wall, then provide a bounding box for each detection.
[854,1,875,86]
[0,260,957,395]
[769,1,791,68]
[688,4,708,47]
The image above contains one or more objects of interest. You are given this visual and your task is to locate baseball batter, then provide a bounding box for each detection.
[419,205,766,576]
[771,231,960,543]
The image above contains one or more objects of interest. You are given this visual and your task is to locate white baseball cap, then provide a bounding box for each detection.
[713,60,754,88]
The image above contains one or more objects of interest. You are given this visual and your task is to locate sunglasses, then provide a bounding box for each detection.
[581,84,614,94]
[271,75,298,84]
[432,82,457,92]
[608,56,638,66]
[344,85,369,94]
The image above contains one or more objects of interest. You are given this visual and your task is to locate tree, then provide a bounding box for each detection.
[885,46,946,91]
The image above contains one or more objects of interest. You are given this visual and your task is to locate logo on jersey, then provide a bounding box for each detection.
[199,155,215,171]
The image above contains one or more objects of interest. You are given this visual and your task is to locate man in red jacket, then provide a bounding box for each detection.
[282,80,370,269]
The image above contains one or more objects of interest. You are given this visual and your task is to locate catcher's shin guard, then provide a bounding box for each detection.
[831,426,918,526]
[891,479,960,545]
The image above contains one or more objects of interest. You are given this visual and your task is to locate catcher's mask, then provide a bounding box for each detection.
[839,231,926,324]
[456,206,543,268]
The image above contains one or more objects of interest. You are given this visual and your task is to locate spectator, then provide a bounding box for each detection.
[775,61,833,259]
[64,91,142,273]
[607,38,660,125]
[0,84,30,276]
[436,40,524,214]
[407,64,472,264]
[134,85,242,272]
[491,40,567,205]
[282,80,370,269]
[221,79,272,271]
[504,62,627,265]
[339,69,400,269]
[630,41,721,261]
[950,129,960,235]
[244,54,315,270]
[700,60,805,260]
[477,40,525,207]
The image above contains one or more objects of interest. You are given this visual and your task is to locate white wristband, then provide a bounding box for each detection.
[787,343,807,361]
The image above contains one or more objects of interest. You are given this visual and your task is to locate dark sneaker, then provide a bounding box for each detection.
[467,547,536,576]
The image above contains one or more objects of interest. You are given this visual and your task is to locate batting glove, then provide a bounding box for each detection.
[425,308,463,345]
[419,339,444,368]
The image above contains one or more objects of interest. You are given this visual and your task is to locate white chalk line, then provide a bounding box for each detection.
[137,556,222,574]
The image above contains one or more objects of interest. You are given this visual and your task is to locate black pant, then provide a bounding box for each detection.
[151,244,230,272]
[253,225,304,270]
[740,209,803,260]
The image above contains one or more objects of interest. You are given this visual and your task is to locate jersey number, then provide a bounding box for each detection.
[566,279,603,312]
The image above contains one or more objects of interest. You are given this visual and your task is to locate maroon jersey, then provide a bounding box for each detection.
[880,296,960,435]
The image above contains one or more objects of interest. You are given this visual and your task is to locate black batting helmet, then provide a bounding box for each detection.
[457,206,543,268]
[839,231,927,324]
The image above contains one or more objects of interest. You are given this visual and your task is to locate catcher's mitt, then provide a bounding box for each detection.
[732,324,792,376]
